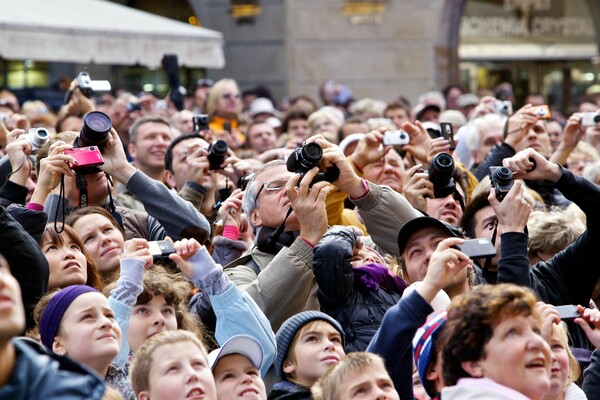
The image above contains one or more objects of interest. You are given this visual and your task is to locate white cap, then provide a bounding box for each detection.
[339,133,365,156]
[249,98,278,118]
[208,335,264,371]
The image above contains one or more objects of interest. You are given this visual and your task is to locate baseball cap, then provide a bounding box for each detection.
[414,103,441,121]
[249,98,278,118]
[208,335,264,371]
[397,216,464,254]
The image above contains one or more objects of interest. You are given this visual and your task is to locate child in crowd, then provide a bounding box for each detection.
[34,285,129,397]
[312,225,405,352]
[129,330,216,400]
[311,352,399,400]
[269,311,346,400]
[209,335,267,400]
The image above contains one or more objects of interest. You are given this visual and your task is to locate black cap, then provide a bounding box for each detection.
[397,216,464,254]
[415,104,441,121]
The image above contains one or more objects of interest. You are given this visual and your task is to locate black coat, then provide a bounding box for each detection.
[313,226,403,353]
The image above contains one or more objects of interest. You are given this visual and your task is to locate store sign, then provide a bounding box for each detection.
[461,0,596,40]
[342,0,388,25]
[230,0,261,23]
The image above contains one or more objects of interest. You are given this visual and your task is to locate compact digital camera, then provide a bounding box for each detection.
[193,114,210,133]
[383,130,410,146]
[581,112,600,127]
[492,100,513,116]
[25,128,50,153]
[64,146,105,174]
[532,105,551,120]
[77,72,111,98]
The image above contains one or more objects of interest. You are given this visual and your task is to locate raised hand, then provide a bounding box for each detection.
[401,120,432,165]
[122,238,153,269]
[169,237,202,280]
[535,302,561,341]
[502,148,562,183]
[574,305,600,349]
[488,180,531,233]
[402,164,432,212]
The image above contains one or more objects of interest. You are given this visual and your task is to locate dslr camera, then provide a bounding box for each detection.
[428,152,455,198]
[582,112,600,127]
[489,166,514,201]
[25,127,50,153]
[71,111,113,174]
[207,140,228,170]
[287,142,340,186]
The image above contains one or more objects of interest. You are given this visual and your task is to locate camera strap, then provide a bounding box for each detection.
[266,207,294,252]
[53,175,67,233]
[104,173,125,232]
[76,174,88,208]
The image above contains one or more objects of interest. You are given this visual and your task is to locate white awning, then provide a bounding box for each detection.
[0,0,225,68]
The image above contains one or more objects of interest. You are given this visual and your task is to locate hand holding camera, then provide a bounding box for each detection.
[502,148,562,183]
[402,164,433,212]
[487,179,531,234]
[504,105,539,149]
[287,142,340,187]
[400,120,432,165]
[29,142,78,206]
[122,238,153,269]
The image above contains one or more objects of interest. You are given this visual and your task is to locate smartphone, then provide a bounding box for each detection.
[383,130,410,146]
[455,238,496,259]
[64,146,104,170]
[532,105,551,120]
[440,122,456,151]
[555,305,580,321]
[148,240,176,259]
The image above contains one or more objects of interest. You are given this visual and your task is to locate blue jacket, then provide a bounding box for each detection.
[0,338,105,400]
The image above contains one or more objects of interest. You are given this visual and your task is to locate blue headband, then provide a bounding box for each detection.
[40,285,99,350]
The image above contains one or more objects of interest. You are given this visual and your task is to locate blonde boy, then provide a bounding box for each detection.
[129,330,216,400]
[311,352,399,400]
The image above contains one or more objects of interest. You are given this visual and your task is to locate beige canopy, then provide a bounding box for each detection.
[0,0,224,68]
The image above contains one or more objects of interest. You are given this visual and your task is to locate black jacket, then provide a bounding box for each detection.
[584,350,600,400]
[313,226,403,352]
[267,381,312,400]
[0,338,106,399]
[496,167,600,349]
[471,142,569,208]
[0,206,48,330]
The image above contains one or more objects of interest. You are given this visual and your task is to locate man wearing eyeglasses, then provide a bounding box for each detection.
[221,137,421,332]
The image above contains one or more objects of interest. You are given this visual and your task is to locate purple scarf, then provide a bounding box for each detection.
[353,263,407,294]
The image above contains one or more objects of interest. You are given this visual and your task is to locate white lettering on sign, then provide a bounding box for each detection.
[503,0,551,12]
[461,16,595,38]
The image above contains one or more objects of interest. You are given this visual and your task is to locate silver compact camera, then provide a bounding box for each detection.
[77,72,111,98]
[25,128,50,153]
[492,100,513,116]
[581,112,600,127]
[383,130,410,146]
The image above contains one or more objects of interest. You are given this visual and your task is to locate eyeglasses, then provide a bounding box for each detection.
[221,93,241,100]
[254,178,289,202]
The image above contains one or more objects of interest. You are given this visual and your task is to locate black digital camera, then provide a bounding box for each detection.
[207,140,228,170]
[286,143,339,186]
[428,153,455,198]
[489,166,514,201]
[193,114,210,133]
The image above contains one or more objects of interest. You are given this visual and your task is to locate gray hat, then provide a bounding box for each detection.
[274,311,345,381]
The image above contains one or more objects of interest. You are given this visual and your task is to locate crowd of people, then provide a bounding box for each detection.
[2,74,600,400]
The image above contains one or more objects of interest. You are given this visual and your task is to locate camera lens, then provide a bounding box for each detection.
[29,128,49,150]
[594,114,600,123]
[428,153,455,198]
[78,111,112,149]
[299,143,322,169]
[492,167,513,186]
[207,140,228,170]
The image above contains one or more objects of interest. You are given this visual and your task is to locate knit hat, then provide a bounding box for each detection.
[40,285,99,351]
[413,310,447,398]
[274,311,345,380]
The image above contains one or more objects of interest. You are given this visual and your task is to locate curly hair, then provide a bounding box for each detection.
[439,283,540,386]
